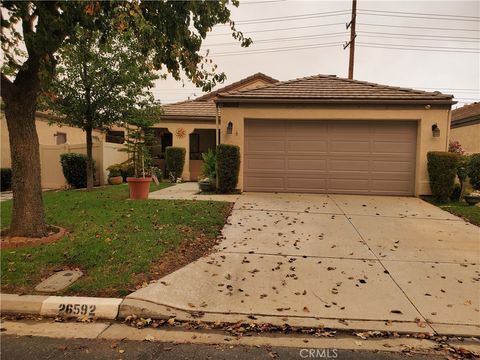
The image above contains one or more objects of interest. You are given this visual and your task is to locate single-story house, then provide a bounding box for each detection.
[0,110,106,169]
[153,73,455,196]
[450,102,480,154]
[151,73,278,180]
[1,111,127,188]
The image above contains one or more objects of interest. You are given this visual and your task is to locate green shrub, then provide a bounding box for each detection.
[108,162,134,181]
[60,153,95,188]
[216,144,240,193]
[165,147,185,180]
[467,153,480,190]
[427,151,459,202]
[1,168,12,192]
[201,149,216,184]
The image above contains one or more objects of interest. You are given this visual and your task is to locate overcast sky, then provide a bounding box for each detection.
[153,0,479,109]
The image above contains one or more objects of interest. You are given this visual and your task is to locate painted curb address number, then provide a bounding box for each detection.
[58,303,96,316]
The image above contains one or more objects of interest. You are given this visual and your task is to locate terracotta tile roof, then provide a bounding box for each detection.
[196,72,278,101]
[451,102,480,121]
[216,74,455,105]
[161,100,216,120]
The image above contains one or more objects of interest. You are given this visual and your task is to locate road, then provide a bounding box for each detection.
[1,335,445,360]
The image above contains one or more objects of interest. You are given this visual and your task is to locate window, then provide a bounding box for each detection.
[56,132,67,145]
[106,130,125,144]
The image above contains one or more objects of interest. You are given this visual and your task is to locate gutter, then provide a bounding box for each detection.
[214,97,456,106]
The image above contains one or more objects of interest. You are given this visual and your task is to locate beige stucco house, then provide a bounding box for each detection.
[154,73,454,196]
[449,102,480,154]
[1,111,106,168]
[1,111,128,188]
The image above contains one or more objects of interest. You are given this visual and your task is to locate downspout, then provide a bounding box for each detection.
[215,103,220,146]
[445,108,451,151]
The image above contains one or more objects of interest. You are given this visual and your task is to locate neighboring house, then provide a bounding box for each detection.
[1,111,127,188]
[153,73,454,196]
[1,111,105,168]
[450,102,480,154]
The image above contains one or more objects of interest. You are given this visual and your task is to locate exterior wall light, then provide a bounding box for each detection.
[432,123,440,137]
[227,121,233,134]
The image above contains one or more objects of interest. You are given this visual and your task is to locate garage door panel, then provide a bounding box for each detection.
[328,179,370,193]
[244,120,416,195]
[245,121,286,136]
[287,121,328,134]
[285,177,327,192]
[246,157,285,170]
[372,160,413,172]
[246,139,285,152]
[373,141,415,154]
[287,158,327,170]
[245,175,285,190]
[287,139,328,153]
[371,180,411,194]
[329,159,369,171]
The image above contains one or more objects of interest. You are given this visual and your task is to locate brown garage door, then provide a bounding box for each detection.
[244,120,417,195]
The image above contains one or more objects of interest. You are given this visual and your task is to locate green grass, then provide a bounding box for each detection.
[423,197,480,226]
[1,183,231,297]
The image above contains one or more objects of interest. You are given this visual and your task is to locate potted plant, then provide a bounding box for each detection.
[123,106,160,200]
[464,192,480,206]
[198,149,216,192]
[106,164,124,185]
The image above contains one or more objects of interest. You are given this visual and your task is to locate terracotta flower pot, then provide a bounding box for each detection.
[127,177,151,200]
[108,176,123,185]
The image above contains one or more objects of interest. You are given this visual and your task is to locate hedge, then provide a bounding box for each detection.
[60,153,95,188]
[1,168,12,192]
[165,147,185,181]
[216,144,240,193]
[467,153,480,190]
[427,151,459,202]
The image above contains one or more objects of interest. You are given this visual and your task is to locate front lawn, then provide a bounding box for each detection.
[423,197,480,226]
[1,183,231,297]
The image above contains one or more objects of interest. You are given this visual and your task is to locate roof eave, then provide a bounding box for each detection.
[159,115,216,122]
[215,97,456,106]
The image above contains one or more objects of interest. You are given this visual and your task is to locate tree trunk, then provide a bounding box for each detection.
[4,93,47,237]
[85,125,94,191]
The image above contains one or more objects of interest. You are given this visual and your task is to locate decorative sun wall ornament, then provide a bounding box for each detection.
[175,128,187,139]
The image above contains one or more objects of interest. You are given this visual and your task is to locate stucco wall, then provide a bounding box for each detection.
[450,124,480,154]
[219,104,451,196]
[1,112,104,168]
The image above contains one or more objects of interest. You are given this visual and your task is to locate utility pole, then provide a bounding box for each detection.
[344,0,357,79]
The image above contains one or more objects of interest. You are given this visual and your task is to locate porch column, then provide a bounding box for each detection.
[168,126,190,181]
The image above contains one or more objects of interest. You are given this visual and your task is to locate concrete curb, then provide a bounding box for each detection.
[2,293,479,338]
[1,293,122,320]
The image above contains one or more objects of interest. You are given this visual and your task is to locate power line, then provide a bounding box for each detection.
[358,10,479,22]
[205,32,348,47]
[211,42,344,57]
[359,33,479,43]
[358,30,479,41]
[358,8,480,20]
[223,10,350,26]
[209,22,346,37]
[358,43,480,54]
[358,22,479,32]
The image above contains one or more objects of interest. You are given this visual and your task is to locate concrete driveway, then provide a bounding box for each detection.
[124,192,480,336]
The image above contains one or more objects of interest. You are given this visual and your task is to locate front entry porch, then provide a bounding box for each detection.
[149,126,216,181]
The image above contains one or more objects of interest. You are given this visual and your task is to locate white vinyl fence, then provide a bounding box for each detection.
[39,142,127,189]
